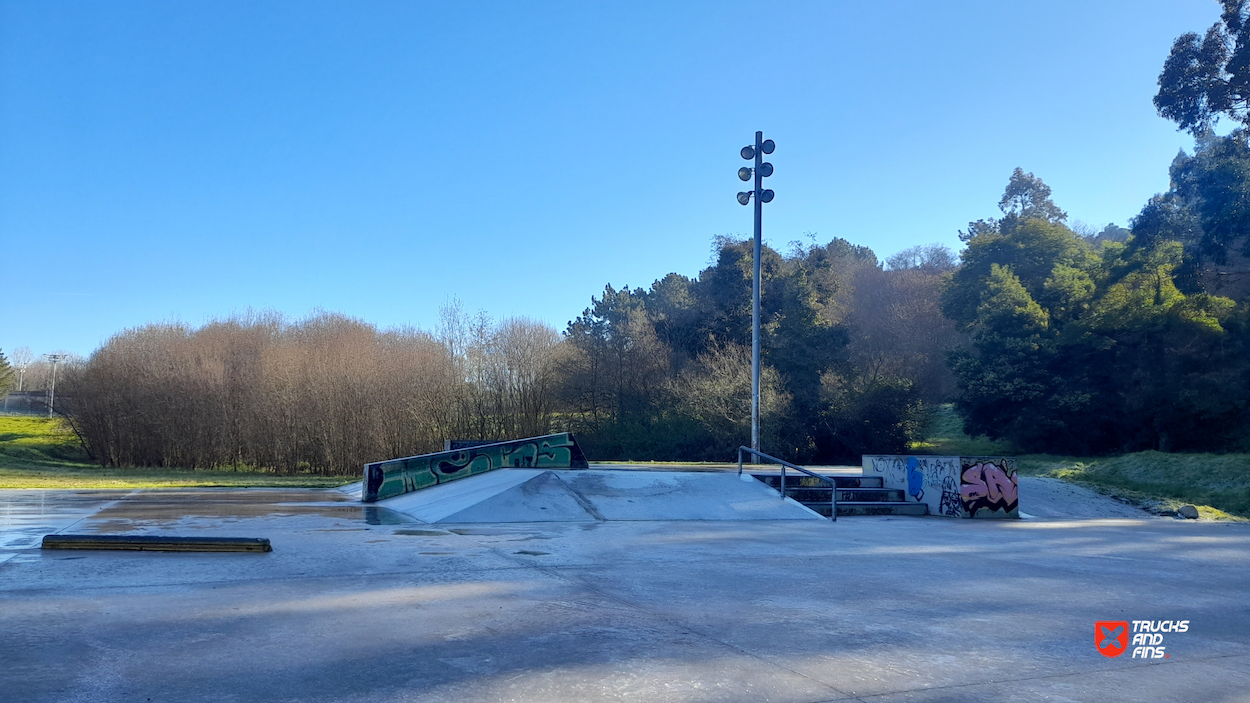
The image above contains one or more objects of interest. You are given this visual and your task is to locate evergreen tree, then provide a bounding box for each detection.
[0,350,14,397]
[945,172,1250,453]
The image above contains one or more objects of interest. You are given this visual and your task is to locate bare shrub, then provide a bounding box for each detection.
[60,309,565,475]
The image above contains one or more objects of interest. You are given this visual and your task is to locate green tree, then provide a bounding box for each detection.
[946,264,1069,449]
[1155,0,1250,136]
[943,215,1097,331]
[957,168,1067,242]
[561,234,931,462]
[1077,240,1247,451]
[1169,131,1250,266]
[0,349,14,397]
[945,170,1250,452]
[998,168,1068,233]
[1131,134,1250,300]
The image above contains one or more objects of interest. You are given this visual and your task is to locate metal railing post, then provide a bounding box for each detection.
[737,446,836,521]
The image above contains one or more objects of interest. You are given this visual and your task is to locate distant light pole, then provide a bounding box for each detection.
[736,131,775,460]
[45,354,67,418]
[3,356,30,414]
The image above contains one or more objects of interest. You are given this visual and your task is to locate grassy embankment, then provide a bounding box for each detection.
[0,415,351,489]
[916,404,1250,520]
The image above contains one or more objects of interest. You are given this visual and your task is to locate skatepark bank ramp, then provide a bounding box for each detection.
[363,433,588,502]
[370,469,824,523]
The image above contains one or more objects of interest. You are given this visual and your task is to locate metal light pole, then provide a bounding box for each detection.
[736,132,775,461]
[45,354,67,418]
[4,360,26,414]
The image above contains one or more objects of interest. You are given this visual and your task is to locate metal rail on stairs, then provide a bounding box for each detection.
[737,446,836,521]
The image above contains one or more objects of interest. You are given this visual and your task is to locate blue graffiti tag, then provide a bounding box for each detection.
[907,456,924,501]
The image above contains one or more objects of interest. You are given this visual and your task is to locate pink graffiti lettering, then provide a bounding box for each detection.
[961,465,988,501]
[961,462,1018,505]
[983,465,1017,504]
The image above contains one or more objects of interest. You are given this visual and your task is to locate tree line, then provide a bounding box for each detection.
[53,237,959,473]
[50,161,1250,471]
[942,2,1250,454]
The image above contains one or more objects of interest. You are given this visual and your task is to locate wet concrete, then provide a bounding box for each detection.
[1,487,1249,702]
[78,488,418,533]
[0,490,135,564]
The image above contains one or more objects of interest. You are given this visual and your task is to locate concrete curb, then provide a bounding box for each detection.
[41,535,272,552]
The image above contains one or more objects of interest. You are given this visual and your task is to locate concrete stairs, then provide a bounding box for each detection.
[751,473,930,518]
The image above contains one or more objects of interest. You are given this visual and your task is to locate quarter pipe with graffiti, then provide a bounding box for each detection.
[362,433,589,502]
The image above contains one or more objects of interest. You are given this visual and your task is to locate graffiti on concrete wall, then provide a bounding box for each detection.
[862,455,962,517]
[938,476,963,517]
[363,433,589,502]
[863,454,1019,518]
[959,457,1019,518]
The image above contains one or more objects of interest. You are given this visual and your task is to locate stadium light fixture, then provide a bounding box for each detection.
[736,131,775,461]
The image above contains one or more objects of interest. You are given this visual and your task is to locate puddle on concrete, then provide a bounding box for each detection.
[448,527,536,536]
[363,506,417,525]
[83,491,418,527]
[83,519,140,533]
[92,504,363,520]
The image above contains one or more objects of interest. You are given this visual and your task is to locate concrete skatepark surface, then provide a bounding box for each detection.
[2,470,1249,702]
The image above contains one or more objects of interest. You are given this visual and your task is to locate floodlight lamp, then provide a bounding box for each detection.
[761,139,775,154]
[738,167,752,181]
[759,162,774,177]
[737,191,752,205]
[760,189,774,203]
[741,146,755,160]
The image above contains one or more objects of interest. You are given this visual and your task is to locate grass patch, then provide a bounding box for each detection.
[0,415,353,489]
[913,406,1249,520]
[1017,452,1250,520]
[910,404,1012,456]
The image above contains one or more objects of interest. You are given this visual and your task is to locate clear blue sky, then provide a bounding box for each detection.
[0,1,1219,357]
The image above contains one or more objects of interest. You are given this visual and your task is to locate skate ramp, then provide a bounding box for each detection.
[363,433,588,502]
[376,469,823,523]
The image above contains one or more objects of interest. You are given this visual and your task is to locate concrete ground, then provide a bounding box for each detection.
[1,476,1248,703]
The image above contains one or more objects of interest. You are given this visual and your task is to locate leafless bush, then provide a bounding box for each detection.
[60,309,565,475]
[673,341,791,452]
[845,265,964,403]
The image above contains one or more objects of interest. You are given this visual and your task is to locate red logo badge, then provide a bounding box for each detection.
[1096,621,1129,657]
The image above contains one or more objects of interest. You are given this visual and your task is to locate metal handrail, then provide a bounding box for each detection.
[738,446,836,521]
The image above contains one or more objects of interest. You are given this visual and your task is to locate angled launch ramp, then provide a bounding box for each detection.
[363,433,821,522]
[375,469,824,523]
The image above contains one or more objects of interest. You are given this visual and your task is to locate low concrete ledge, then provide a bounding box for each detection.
[42,535,272,552]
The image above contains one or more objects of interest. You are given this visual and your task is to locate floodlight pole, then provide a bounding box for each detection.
[5,360,25,414]
[736,132,774,462]
[751,131,763,461]
[45,354,66,418]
